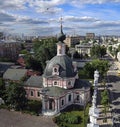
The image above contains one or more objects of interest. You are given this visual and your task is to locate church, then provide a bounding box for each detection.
[40,21,91,116]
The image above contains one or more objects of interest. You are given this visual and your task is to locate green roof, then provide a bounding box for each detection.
[24,76,43,88]
[3,69,27,81]
[43,86,66,97]
[44,55,76,78]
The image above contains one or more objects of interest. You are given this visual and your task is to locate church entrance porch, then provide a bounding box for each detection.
[42,98,59,116]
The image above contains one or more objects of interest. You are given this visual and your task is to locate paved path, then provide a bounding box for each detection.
[0,109,57,127]
[97,85,112,127]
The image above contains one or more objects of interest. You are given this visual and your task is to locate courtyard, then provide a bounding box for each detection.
[0,109,57,127]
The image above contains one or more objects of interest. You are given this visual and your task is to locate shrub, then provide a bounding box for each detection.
[55,112,82,125]
[27,100,42,114]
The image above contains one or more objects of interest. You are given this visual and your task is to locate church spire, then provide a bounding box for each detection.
[57,17,66,42]
[60,17,63,34]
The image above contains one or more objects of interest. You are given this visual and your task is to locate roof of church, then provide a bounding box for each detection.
[74,79,91,89]
[43,55,76,78]
[43,86,66,97]
[3,68,27,81]
[42,79,91,97]
[24,75,43,88]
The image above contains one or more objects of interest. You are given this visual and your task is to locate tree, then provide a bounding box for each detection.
[83,62,94,78]
[100,46,106,57]
[90,45,106,58]
[24,53,43,72]
[83,59,109,79]
[0,78,5,98]
[23,37,57,72]
[73,51,80,59]
[34,37,57,69]
[21,43,25,50]
[101,89,109,122]
[6,82,27,110]
[20,49,28,54]
[108,46,112,53]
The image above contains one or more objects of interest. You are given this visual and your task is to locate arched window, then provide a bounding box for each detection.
[68,94,71,102]
[62,100,64,105]
[76,95,79,101]
[49,99,54,110]
[54,68,57,72]
[30,91,34,96]
[68,81,71,85]
[54,81,57,85]
[53,65,59,76]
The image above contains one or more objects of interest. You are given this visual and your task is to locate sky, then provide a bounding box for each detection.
[1,0,120,36]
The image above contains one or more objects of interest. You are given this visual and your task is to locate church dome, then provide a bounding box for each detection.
[57,32,66,42]
[43,55,76,78]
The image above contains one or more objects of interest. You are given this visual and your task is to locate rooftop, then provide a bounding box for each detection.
[3,68,27,81]
[24,75,43,88]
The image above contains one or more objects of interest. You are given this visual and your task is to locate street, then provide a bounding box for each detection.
[107,61,120,127]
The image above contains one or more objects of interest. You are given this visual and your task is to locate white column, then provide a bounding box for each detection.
[57,99,60,112]
[42,96,45,111]
[55,99,57,112]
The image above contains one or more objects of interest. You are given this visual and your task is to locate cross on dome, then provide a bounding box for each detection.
[57,16,66,42]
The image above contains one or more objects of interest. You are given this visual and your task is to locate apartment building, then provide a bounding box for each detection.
[0,40,22,60]
[64,35,85,47]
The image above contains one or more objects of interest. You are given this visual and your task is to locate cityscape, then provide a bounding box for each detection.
[0,0,120,127]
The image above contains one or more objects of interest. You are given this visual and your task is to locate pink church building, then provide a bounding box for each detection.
[41,23,91,116]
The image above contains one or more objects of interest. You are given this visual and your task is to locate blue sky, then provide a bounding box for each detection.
[1,0,120,36]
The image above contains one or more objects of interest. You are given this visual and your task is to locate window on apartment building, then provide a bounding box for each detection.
[30,91,34,96]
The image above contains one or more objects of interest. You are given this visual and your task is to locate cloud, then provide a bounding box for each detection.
[64,16,99,22]
[0,0,28,10]
[0,11,16,23]
[70,0,120,6]
[28,0,65,14]
[94,21,120,27]
[0,0,120,35]
[36,7,63,14]
[18,18,49,25]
